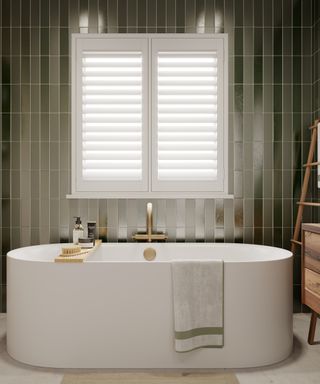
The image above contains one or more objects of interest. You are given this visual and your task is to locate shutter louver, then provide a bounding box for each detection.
[82,51,143,181]
[157,51,218,181]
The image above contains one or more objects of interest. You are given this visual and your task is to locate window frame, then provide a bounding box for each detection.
[69,33,231,199]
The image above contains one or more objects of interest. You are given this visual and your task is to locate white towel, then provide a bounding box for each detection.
[171,260,224,352]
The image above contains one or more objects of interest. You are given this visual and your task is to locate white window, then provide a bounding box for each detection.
[70,34,229,198]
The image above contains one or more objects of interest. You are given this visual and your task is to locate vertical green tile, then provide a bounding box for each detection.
[243,0,253,26]
[166,0,176,32]
[224,0,234,31]
[108,0,118,31]
[234,28,243,55]
[175,0,185,32]
[40,27,49,55]
[293,85,301,112]
[263,0,272,26]
[50,28,59,55]
[186,0,195,31]
[99,0,108,31]
[50,0,59,26]
[204,0,214,32]
[2,28,10,56]
[293,28,301,56]
[253,0,262,26]
[157,0,165,32]
[234,0,243,27]
[274,85,282,113]
[273,27,282,56]
[254,27,262,56]
[88,0,99,29]
[274,114,282,142]
[138,0,147,31]
[2,0,10,27]
[41,0,49,27]
[60,0,69,27]
[273,57,282,84]
[118,0,127,32]
[12,0,21,26]
[147,0,156,32]
[282,0,292,27]
[254,56,263,84]
[214,0,224,32]
[234,85,244,113]
[234,56,243,84]
[254,84,263,113]
[254,198,262,228]
[1,285,7,312]
[273,0,282,27]
[293,0,301,27]
[69,0,79,29]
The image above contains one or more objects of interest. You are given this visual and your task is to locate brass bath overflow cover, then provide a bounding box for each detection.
[144,247,156,261]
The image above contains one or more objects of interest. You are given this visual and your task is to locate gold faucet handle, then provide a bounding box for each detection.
[132,234,149,241]
[132,233,168,241]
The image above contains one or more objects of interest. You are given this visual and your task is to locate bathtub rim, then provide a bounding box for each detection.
[7,242,293,264]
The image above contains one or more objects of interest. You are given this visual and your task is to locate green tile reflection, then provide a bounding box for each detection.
[234,57,243,84]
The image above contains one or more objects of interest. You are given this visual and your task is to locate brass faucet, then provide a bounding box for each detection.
[132,202,168,242]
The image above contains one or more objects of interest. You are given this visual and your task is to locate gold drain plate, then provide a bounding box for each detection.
[144,247,156,261]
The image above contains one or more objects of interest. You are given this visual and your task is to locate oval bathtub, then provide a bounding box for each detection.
[7,243,292,369]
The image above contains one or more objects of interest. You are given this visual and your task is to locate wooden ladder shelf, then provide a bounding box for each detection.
[291,119,320,344]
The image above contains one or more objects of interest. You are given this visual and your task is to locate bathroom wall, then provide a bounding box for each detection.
[0,0,316,312]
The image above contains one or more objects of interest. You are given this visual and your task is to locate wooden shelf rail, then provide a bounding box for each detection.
[291,119,320,345]
[291,119,320,255]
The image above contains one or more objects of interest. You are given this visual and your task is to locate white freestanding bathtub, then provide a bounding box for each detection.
[7,243,292,369]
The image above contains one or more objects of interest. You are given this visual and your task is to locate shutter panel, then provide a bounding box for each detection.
[157,51,218,182]
[73,37,148,193]
[82,51,143,181]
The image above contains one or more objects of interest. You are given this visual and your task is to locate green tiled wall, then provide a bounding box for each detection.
[0,0,318,312]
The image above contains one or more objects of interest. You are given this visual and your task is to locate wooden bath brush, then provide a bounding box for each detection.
[55,240,102,263]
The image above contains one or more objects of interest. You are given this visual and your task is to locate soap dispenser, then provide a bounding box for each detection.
[73,216,84,244]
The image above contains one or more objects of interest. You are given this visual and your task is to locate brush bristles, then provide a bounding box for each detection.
[61,245,81,256]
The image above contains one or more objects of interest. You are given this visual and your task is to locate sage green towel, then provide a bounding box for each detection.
[172,260,224,352]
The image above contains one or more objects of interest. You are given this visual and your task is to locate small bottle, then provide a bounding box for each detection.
[87,221,97,241]
[73,216,84,244]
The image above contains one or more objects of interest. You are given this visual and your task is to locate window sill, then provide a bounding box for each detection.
[66,192,234,199]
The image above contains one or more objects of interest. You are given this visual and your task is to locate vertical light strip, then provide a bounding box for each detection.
[157,51,219,181]
[81,51,143,181]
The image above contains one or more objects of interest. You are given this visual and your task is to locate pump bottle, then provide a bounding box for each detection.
[73,216,84,244]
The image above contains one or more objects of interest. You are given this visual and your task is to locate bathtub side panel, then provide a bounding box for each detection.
[7,255,293,368]
[7,259,175,368]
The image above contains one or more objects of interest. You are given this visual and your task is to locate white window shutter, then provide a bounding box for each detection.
[71,35,228,197]
[152,38,227,193]
[157,51,218,181]
[82,51,143,181]
[73,38,148,192]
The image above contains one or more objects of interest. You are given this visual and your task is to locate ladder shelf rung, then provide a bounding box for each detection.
[290,239,302,246]
[309,120,320,130]
[303,161,320,167]
[297,202,320,207]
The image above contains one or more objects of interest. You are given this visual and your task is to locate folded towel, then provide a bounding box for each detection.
[171,260,224,352]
